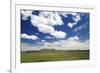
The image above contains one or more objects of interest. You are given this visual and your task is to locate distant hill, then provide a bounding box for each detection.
[21,48,89,53]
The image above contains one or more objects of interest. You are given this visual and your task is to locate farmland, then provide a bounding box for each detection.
[21,49,89,63]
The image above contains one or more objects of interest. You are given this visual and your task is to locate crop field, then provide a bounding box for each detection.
[21,50,89,63]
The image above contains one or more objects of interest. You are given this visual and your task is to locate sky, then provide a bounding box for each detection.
[20,10,90,51]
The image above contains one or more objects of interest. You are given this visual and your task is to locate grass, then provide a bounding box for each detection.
[21,50,89,63]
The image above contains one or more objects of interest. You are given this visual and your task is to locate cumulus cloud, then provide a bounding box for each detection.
[21,11,82,38]
[67,13,81,28]
[21,10,32,20]
[37,24,55,34]
[60,12,77,18]
[31,15,55,34]
[68,36,79,40]
[21,33,38,40]
[67,23,76,28]
[73,14,81,23]
[39,11,64,26]
[31,11,63,26]
[30,11,66,38]
[51,31,66,38]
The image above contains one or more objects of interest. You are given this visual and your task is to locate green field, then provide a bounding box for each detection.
[21,49,89,63]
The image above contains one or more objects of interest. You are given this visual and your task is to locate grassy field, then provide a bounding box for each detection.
[21,49,89,63]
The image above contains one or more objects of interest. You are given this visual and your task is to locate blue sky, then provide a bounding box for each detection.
[20,10,90,51]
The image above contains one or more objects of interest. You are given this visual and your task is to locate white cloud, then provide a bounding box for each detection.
[31,15,55,34]
[62,13,68,17]
[31,11,63,27]
[41,40,46,42]
[73,14,81,23]
[38,24,55,34]
[21,40,89,51]
[67,23,76,28]
[51,31,66,38]
[21,10,32,20]
[60,12,77,18]
[31,15,48,25]
[68,36,79,40]
[67,13,81,28]
[30,11,66,38]
[39,11,64,26]
[41,40,89,50]
[71,13,77,16]
[21,33,38,40]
